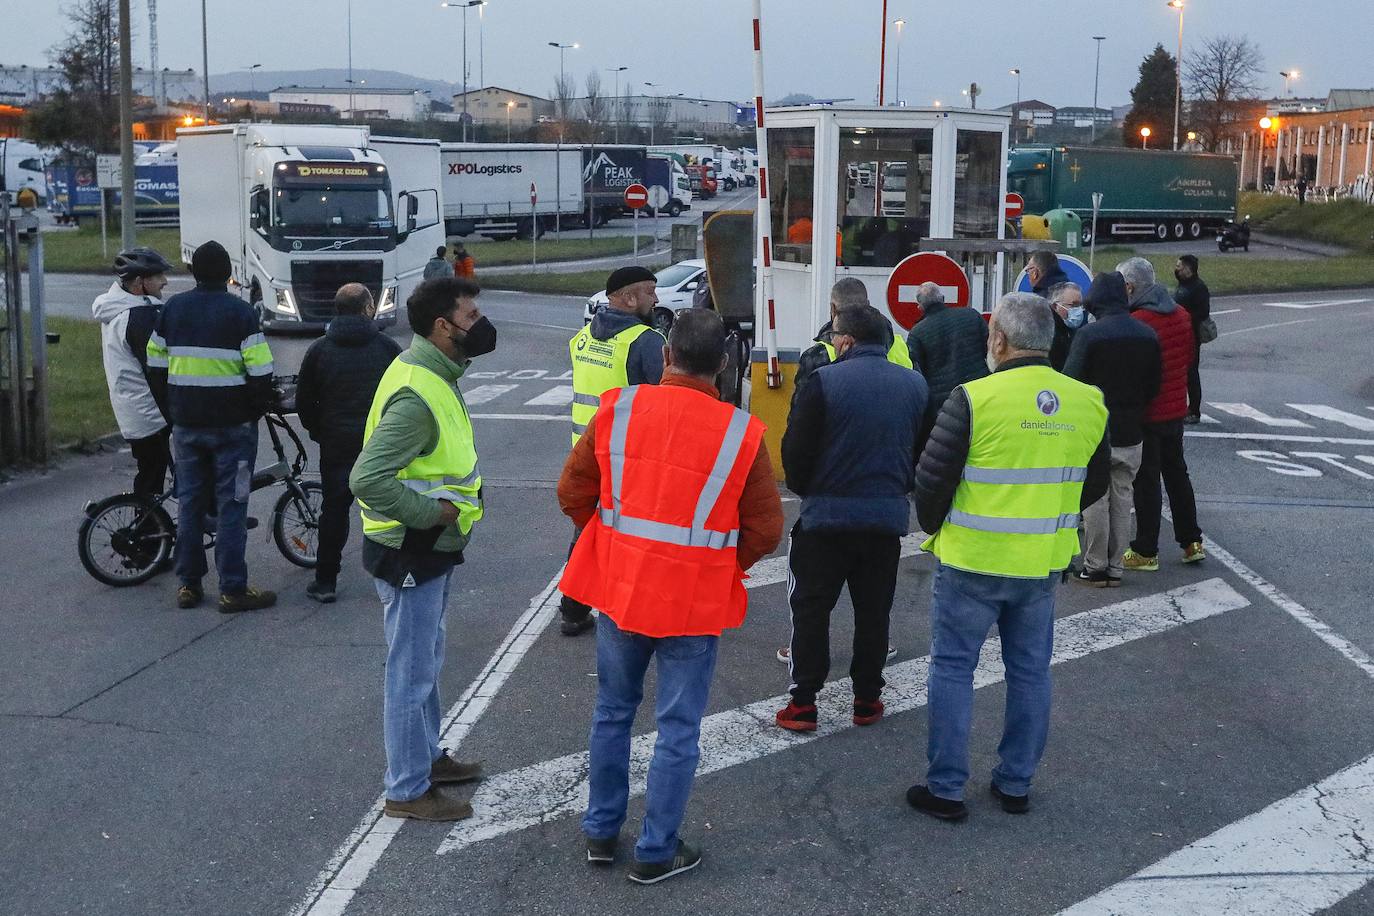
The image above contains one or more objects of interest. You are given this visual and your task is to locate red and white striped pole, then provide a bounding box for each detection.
[878,0,888,105]
[752,0,782,389]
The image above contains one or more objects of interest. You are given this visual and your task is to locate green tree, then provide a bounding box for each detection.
[1123,44,1178,149]
[24,0,120,156]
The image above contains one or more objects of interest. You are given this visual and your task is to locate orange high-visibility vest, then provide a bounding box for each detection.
[559,383,766,638]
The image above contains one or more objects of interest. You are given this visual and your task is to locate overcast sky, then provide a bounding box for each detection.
[2,0,1365,109]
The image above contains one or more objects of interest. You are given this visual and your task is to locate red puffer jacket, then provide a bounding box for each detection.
[1130,284,1194,423]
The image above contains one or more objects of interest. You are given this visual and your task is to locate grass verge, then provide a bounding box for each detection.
[1082,245,1374,295]
[25,225,182,274]
[45,316,117,447]
[478,270,609,297]
[467,235,644,267]
[1239,191,1374,254]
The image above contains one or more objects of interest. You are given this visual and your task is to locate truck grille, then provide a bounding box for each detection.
[290,259,383,322]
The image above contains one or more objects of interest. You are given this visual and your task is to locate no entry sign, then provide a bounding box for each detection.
[1005,192,1025,220]
[886,252,971,329]
[623,183,649,209]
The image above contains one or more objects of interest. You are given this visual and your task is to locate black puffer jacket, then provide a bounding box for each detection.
[792,319,900,405]
[913,357,1111,537]
[1064,272,1162,448]
[904,299,988,422]
[296,315,403,451]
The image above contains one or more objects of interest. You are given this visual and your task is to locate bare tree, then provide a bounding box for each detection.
[1185,35,1264,151]
[25,0,121,154]
[582,70,608,140]
[647,93,672,145]
[551,72,577,135]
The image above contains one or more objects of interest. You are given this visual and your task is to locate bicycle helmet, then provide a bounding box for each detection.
[113,247,174,283]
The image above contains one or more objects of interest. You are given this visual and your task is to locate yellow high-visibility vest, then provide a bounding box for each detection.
[568,322,662,445]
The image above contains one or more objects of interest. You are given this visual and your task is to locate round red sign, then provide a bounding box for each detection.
[1005,192,1025,220]
[885,252,972,329]
[623,183,649,209]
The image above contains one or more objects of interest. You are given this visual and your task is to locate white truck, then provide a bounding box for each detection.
[649,143,743,192]
[0,138,50,205]
[439,143,583,240]
[177,123,443,331]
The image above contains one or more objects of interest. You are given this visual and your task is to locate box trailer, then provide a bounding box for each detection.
[1008,145,1238,244]
[177,123,443,331]
[643,155,692,217]
[581,144,648,225]
[438,143,583,240]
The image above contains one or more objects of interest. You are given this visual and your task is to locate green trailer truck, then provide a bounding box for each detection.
[1008,145,1238,245]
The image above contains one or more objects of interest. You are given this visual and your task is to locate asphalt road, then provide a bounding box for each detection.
[3,286,1374,915]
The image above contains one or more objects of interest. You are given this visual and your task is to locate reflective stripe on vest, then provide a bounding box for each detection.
[568,322,661,445]
[358,357,484,538]
[599,384,752,550]
[924,364,1107,578]
[821,335,913,369]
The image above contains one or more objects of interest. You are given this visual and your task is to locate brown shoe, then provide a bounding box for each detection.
[218,586,277,614]
[431,751,483,785]
[383,786,474,821]
[176,584,203,609]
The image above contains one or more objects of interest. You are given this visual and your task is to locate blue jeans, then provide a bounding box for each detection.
[926,563,1057,801]
[583,614,719,864]
[375,571,452,802]
[173,422,258,594]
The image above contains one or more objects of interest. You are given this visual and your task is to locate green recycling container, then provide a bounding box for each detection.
[1043,208,1083,251]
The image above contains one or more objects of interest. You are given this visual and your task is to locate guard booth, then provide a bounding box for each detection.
[749,105,1012,464]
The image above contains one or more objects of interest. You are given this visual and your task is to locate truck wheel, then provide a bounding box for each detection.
[1172,221,1186,240]
[667,201,683,218]
[1188,221,1203,240]
[1155,222,1170,241]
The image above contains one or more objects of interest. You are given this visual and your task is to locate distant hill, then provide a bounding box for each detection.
[209,68,459,98]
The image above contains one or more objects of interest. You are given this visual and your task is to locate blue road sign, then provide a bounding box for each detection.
[1014,254,1094,294]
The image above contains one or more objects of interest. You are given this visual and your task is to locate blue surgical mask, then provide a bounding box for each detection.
[1065,306,1087,329]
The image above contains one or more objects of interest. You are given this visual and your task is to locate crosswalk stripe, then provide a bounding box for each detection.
[524,385,574,407]
[462,384,520,405]
[745,533,925,590]
[1286,403,1374,432]
[1263,297,1371,310]
[1208,403,1313,428]
[1057,751,1374,916]
[436,578,1250,856]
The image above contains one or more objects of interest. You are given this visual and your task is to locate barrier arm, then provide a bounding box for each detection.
[751,0,782,389]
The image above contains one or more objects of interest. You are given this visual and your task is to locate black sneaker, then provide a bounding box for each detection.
[905,784,968,821]
[560,616,595,636]
[219,586,277,614]
[176,583,203,609]
[627,840,701,885]
[990,783,1030,814]
[586,834,618,865]
[305,580,337,604]
[1073,569,1120,588]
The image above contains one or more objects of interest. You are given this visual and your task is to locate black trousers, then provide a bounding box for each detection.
[560,525,593,622]
[1131,419,1203,557]
[316,444,360,586]
[128,427,171,497]
[786,526,901,706]
[1187,338,1203,418]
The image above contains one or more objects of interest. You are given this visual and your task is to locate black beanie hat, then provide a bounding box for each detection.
[1084,271,1128,316]
[191,240,233,284]
[605,265,657,296]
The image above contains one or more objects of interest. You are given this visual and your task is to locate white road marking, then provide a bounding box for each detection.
[1263,297,1371,309]
[1200,413,1220,424]
[436,578,1250,856]
[1209,403,1312,428]
[524,385,575,407]
[470,413,567,421]
[1221,317,1324,337]
[1291,451,1374,480]
[1186,431,1374,447]
[744,533,925,590]
[288,570,566,916]
[1058,752,1374,915]
[1287,404,1374,432]
[462,384,520,405]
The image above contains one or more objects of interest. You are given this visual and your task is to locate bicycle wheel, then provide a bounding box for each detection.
[273,480,323,568]
[78,494,175,587]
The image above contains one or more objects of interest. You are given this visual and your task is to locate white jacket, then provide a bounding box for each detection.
[92,282,166,440]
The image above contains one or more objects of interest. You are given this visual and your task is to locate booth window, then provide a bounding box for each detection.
[837,127,933,267]
[953,130,1002,239]
[768,127,815,265]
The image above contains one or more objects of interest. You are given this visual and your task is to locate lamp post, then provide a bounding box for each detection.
[443,1,485,142]
[505,99,514,142]
[346,0,353,117]
[645,81,665,144]
[1140,126,1152,149]
[200,0,210,123]
[606,66,628,143]
[892,19,906,106]
[548,41,578,124]
[1009,67,1021,141]
[478,0,485,89]
[1091,36,1105,143]
[245,62,260,116]
[1168,0,1184,150]
[1280,69,1300,97]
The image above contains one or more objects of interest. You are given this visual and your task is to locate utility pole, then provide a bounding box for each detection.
[1169,0,1185,150]
[118,0,136,249]
[1092,36,1106,143]
[347,0,354,117]
[1009,68,1021,143]
[607,67,627,143]
[201,0,210,124]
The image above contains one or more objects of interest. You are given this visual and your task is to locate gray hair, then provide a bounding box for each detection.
[914,281,946,309]
[992,292,1055,352]
[1046,281,1081,304]
[1115,256,1156,289]
[334,282,374,316]
[830,276,870,309]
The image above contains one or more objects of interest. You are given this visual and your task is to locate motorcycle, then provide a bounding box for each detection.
[1217,215,1251,252]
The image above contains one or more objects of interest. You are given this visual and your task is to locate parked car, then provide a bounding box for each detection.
[583,259,707,323]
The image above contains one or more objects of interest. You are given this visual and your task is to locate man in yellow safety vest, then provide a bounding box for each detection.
[791,277,913,403]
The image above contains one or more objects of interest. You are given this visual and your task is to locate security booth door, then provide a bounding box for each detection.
[953,128,1004,239]
[837,127,935,268]
[767,126,817,266]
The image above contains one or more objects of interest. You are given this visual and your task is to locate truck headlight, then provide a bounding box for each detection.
[273,287,298,316]
[376,286,398,315]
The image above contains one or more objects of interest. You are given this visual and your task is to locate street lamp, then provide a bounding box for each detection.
[1140,125,1152,149]
[505,99,515,142]
[1009,67,1021,141]
[606,66,628,142]
[1092,36,1106,143]
[1280,69,1300,97]
[1168,0,1184,150]
[443,2,486,142]
[548,41,578,124]
[892,19,906,107]
[244,63,260,117]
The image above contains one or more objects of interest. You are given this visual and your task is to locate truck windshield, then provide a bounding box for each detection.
[274,186,393,234]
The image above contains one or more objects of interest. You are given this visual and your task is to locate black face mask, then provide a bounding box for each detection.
[452,316,497,358]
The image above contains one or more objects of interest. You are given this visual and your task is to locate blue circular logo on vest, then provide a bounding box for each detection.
[576,336,588,351]
[1036,390,1060,416]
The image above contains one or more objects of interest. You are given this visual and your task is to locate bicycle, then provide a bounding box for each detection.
[78,380,324,587]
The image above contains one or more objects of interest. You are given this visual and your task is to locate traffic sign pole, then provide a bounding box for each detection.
[622,183,650,263]
[530,182,538,267]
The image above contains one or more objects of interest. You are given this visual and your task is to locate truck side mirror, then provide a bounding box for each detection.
[397,191,417,235]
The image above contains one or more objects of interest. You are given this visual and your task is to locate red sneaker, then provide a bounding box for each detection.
[853,698,884,726]
[775,701,818,731]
